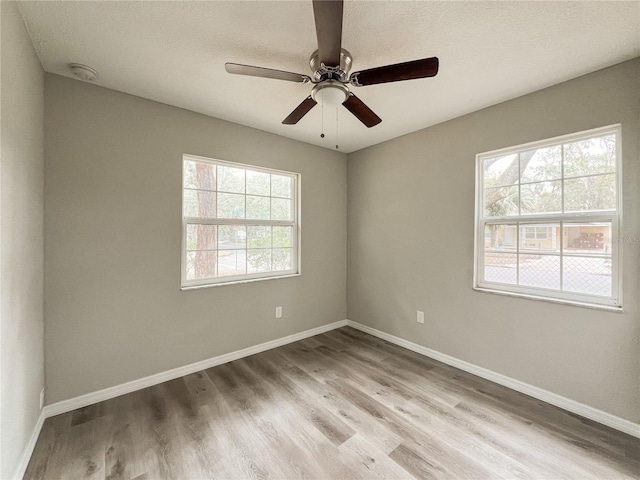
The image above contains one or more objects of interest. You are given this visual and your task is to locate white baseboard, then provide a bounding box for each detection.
[13,409,45,480]
[43,320,347,418]
[346,320,640,438]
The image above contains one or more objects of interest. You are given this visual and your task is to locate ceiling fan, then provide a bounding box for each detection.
[225,0,439,128]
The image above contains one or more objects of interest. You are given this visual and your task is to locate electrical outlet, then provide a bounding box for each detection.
[40,388,45,409]
[275,306,282,319]
[417,311,425,324]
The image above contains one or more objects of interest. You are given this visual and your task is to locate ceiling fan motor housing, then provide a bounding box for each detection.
[310,48,352,82]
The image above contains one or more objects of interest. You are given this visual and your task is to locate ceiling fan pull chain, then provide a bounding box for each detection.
[336,106,339,150]
[320,91,325,138]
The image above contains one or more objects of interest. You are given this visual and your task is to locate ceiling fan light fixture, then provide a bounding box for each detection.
[320,86,347,107]
[311,81,348,107]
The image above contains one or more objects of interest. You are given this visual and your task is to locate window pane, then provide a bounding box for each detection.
[246,195,270,220]
[520,146,561,183]
[273,226,292,248]
[271,175,292,198]
[247,226,271,248]
[519,255,560,290]
[247,249,272,273]
[246,171,271,196]
[564,223,611,254]
[184,160,216,190]
[183,190,216,218]
[484,224,517,251]
[186,251,216,280]
[483,253,517,284]
[184,161,196,189]
[217,192,245,219]
[273,248,292,271]
[564,135,616,178]
[564,174,616,212]
[483,154,518,188]
[520,224,559,253]
[272,198,292,221]
[484,186,519,217]
[186,224,216,251]
[217,166,245,193]
[563,256,612,296]
[218,225,246,250]
[520,181,562,214]
[218,250,247,276]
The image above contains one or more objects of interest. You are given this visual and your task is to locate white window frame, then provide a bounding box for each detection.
[474,125,622,309]
[181,154,301,289]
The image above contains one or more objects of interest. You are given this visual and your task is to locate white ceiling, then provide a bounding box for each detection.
[17,1,640,153]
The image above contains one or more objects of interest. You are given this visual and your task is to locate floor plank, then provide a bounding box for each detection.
[24,326,640,479]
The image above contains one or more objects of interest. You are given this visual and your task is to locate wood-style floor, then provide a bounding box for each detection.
[25,327,640,479]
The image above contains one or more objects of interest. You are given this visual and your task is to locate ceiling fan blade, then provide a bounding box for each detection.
[342,94,381,128]
[225,63,311,83]
[312,0,343,66]
[282,96,318,125]
[350,57,439,86]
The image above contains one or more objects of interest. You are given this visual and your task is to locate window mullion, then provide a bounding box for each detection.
[484,213,616,224]
[561,143,565,214]
[517,152,522,216]
[559,221,564,291]
[184,217,294,227]
[516,221,520,286]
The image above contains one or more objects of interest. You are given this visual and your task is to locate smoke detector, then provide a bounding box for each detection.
[69,63,98,82]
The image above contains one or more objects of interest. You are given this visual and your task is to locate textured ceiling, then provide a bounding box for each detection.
[17,1,640,153]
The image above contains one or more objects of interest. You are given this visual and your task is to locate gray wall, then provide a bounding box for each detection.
[0,2,45,478]
[347,59,640,423]
[44,74,347,404]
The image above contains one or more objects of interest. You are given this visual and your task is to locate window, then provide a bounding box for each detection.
[182,155,299,288]
[474,125,621,308]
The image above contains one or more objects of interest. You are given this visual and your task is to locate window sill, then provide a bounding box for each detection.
[181,273,301,290]
[473,286,623,312]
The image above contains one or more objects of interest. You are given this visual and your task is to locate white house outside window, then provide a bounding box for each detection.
[181,155,300,288]
[474,125,622,308]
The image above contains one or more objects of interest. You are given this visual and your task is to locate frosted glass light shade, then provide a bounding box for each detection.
[320,86,347,106]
